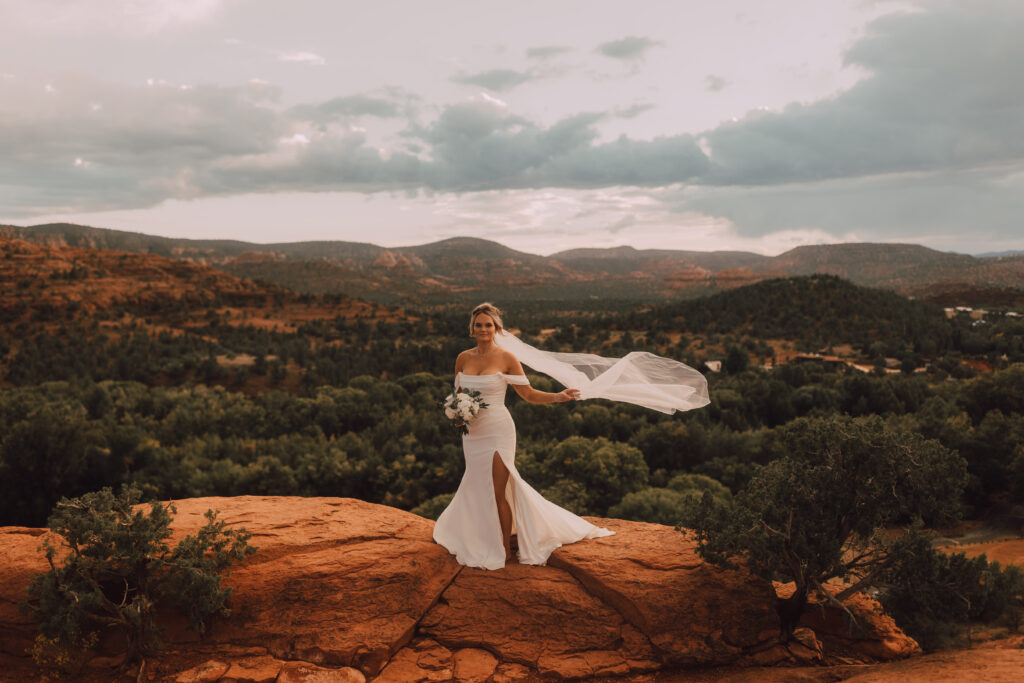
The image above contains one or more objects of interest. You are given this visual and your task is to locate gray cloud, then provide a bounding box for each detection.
[676,167,1024,245]
[203,101,709,196]
[0,75,710,215]
[701,2,1024,185]
[200,131,424,195]
[403,104,708,191]
[290,94,402,121]
[526,45,572,60]
[451,68,536,92]
[0,76,283,214]
[596,36,663,62]
[704,74,728,92]
[3,0,1023,237]
[608,214,636,233]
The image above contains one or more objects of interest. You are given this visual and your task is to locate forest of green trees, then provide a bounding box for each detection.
[3,359,1023,529]
[3,274,1024,647]
[2,275,1022,528]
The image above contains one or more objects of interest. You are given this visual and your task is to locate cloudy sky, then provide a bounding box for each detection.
[1,0,1021,255]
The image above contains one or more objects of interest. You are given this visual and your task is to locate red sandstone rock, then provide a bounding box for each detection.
[374,645,450,682]
[220,654,286,682]
[451,648,498,682]
[0,527,50,659]
[163,497,461,677]
[491,662,532,682]
[411,638,452,672]
[419,563,630,673]
[174,659,231,683]
[0,496,924,681]
[276,661,366,683]
[777,582,921,660]
[547,519,780,666]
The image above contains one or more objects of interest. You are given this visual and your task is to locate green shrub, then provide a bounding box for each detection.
[689,415,967,640]
[411,493,454,520]
[879,533,1024,650]
[609,475,731,526]
[608,487,692,525]
[26,485,256,667]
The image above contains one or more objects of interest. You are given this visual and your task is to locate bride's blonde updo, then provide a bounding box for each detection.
[469,302,504,335]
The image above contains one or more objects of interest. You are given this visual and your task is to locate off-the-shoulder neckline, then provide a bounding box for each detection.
[456,371,525,378]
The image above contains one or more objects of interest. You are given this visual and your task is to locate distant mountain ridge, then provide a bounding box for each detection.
[976,250,1024,258]
[3,223,1023,304]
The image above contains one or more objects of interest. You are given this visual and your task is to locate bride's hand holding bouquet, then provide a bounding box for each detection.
[442,388,489,435]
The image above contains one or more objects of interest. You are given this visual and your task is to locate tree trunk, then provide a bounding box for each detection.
[776,582,808,642]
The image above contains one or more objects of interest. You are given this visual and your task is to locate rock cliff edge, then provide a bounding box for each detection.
[1,496,917,681]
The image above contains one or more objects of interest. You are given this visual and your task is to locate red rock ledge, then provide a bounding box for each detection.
[1,496,917,681]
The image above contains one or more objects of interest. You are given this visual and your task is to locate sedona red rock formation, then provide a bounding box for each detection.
[1,496,920,681]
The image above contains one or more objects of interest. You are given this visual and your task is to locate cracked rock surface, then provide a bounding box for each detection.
[1,496,918,681]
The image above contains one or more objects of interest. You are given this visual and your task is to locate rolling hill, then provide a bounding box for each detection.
[4,223,1023,305]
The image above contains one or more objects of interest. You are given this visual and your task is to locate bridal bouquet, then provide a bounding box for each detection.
[442,389,488,435]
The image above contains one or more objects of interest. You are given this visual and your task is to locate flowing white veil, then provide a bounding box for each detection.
[493,330,709,415]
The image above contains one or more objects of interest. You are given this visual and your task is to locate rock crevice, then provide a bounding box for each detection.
[0,496,918,681]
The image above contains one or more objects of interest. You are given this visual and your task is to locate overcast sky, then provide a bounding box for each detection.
[1,0,1021,255]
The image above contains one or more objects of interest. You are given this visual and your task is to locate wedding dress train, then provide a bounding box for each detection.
[432,372,614,570]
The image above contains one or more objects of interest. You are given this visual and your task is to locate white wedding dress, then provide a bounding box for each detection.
[433,371,614,570]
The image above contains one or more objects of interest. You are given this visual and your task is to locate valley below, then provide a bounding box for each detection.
[1,224,1023,681]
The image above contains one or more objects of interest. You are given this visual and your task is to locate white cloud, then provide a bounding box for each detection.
[277,51,326,66]
[0,0,234,35]
[479,92,508,108]
[2,0,1023,257]
[615,103,655,119]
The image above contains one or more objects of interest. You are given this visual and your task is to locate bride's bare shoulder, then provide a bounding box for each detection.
[501,349,524,372]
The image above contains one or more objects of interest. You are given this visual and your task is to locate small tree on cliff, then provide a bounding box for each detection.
[688,415,967,640]
[26,485,256,671]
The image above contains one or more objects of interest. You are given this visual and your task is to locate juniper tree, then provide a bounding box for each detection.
[27,485,256,667]
[688,415,967,640]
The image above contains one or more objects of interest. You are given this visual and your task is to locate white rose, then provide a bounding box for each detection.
[444,406,457,419]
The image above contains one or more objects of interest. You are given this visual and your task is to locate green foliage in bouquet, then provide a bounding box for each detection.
[26,485,256,667]
[687,415,967,640]
[879,533,1024,650]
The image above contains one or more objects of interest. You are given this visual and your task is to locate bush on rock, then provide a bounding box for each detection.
[26,485,256,670]
[688,415,967,640]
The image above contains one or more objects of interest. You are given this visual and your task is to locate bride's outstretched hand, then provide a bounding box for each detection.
[559,389,581,402]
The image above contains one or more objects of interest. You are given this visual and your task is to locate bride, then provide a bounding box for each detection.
[433,303,710,570]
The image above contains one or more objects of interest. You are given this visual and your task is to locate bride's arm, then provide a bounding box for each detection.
[453,350,468,388]
[505,353,579,404]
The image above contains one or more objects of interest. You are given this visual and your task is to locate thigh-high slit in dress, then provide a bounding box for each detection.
[433,372,614,570]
